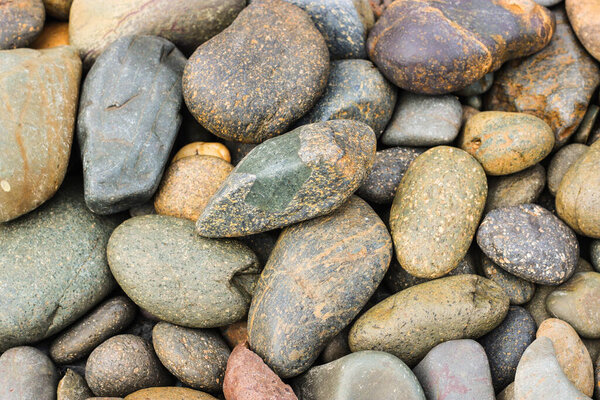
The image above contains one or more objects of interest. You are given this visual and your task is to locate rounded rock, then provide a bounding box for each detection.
[0,0,45,49]
[592,240,600,271]
[57,369,93,400]
[481,255,536,305]
[566,0,600,61]
[124,387,217,400]
[548,143,588,196]
[485,164,546,213]
[0,346,57,400]
[171,142,231,164]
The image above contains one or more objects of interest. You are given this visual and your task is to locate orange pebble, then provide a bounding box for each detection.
[30,21,69,49]
[172,142,231,163]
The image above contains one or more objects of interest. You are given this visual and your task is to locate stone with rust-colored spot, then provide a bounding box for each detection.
[390,146,487,279]
[31,21,69,49]
[220,321,248,349]
[548,143,588,196]
[57,369,93,400]
[566,0,600,62]
[486,164,546,212]
[43,0,72,19]
[0,0,44,49]
[481,255,535,305]
[124,387,217,400]
[171,142,231,164]
[0,347,57,400]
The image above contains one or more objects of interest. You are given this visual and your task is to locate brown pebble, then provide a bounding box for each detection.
[171,142,231,164]
[219,321,249,349]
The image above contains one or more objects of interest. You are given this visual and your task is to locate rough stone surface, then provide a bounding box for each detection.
[481,256,536,305]
[31,21,70,49]
[57,369,93,400]
[566,0,600,61]
[124,387,218,400]
[0,0,45,49]
[43,0,72,19]
[548,143,588,196]
[0,346,57,400]
[183,0,329,144]
[486,164,546,212]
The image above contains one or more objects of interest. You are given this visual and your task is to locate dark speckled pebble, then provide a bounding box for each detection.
[481,255,536,306]
[0,0,45,49]
[485,164,546,213]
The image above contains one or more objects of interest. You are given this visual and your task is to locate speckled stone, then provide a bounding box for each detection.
[455,72,494,97]
[477,203,579,285]
[57,369,93,400]
[0,0,44,49]
[223,342,297,400]
[107,215,259,328]
[219,322,248,349]
[556,141,600,238]
[124,388,217,400]
[50,296,137,364]
[390,146,487,278]
[171,142,231,164]
[0,346,57,400]
[481,255,536,305]
[356,147,424,204]
[381,93,462,146]
[485,9,600,146]
[566,0,600,61]
[485,164,546,213]
[349,275,510,366]
[196,120,376,238]
[248,196,391,377]
[547,143,588,196]
[0,46,81,222]
[296,59,396,137]
[546,272,600,339]
[183,0,329,144]
[0,181,121,352]
[524,285,554,327]
[592,241,600,272]
[42,0,72,19]
[367,0,554,94]
[152,322,230,392]
[414,340,495,400]
[479,306,537,392]
[31,21,69,49]
[78,35,186,215]
[294,351,425,400]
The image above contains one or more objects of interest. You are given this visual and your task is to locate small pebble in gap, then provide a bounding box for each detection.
[31,21,69,49]
[171,142,231,164]
[485,164,546,213]
[42,0,72,20]
[480,255,536,305]
[57,368,93,400]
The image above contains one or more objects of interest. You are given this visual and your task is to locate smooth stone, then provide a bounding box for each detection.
[223,342,297,400]
[548,143,589,196]
[171,142,231,164]
[486,164,546,212]
[460,111,554,176]
[0,346,57,400]
[50,296,137,364]
[154,155,234,221]
[0,46,81,222]
[31,21,70,49]
[183,0,329,144]
[414,340,494,400]
[356,146,424,204]
[43,0,72,19]
[0,181,121,352]
[390,146,487,278]
[78,35,186,215]
[0,0,44,49]
[592,241,600,271]
[124,387,217,400]
[574,105,599,144]
[546,272,600,339]
[70,0,245,66]
[152,322,230,392]
[381,92,462,146]
[367,0,554,94]
[566,0,600,61]
[498,383,515,400]
[477,203,579,285]
[219,322,248,349]
[485,9,600,146]
[556,141,600,238]
[481,255,536,305]
[294,351,425,400]
[296,59,396,138]
[514,337,591,399]
[107,215,259,328]
[535,0,562,5]
[349,275,510,366]
[58,369,93,400]
[479,306,537,392]
[537,318,595,396]
[524,285,554,327]
[248,196,391,377]
[455,73,494,97]
[319,328,351,364]
[196,120,376,237]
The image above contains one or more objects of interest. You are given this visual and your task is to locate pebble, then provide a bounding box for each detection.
[477,203,579,285]
[0,0,45,49]
[31,21,69,49]
[183,0,329,143]
[596,359,600,400]
[57,369,93,400]
[220,322,249,349]
[566,0,600,61]
[171,142,231,164]
[381,92,462,146]
[574,105,599,144]
[0,346,58,400]
[592,241,600,271]
[124,387,217,400]
[319,328,351,364]
[43,0,72,20]
[455,73,494,97]
[524,285,554,327]
[413,340,495,400]
[248,196,391,377]
[390,146,487,278]
[548,143,589,195]
[485,164,546,212]
[481,255,536,305]
[107,215,259,328]
[497,383,515,400]
[348,275,509,366]
[0,46,81,222]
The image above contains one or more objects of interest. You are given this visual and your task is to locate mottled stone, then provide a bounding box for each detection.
[485,9,600,146]
[57,369,93,400]
[486,164,546,213]
[31,21,69,49]
[107,215,259,328]
[524,285,554,327]
[477,203,579,285]
[592,241,600,272]
[481,255,536,305]
[183,0,329,144]
[78,35,186,215]
[248,196,391,377]
[124,387,217,400]
[0,0,44,49]
[349,275,510,366]
[171,142,231,164]
[196,120,376,237]
[567,0,600,61]
[0,46,81,222]
[367,0,554,94]
[0,347,57,400]
[548,143,588,196]
[414,340,494,400]
[43,0,72,19]
[50,296,137,364]
[220,322,248,349]
[381,93,462,146]
[455,72,494,97]
[480,306,537,392]
[390,146,487,278]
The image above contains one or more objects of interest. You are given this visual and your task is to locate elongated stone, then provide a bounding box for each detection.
[0,0,45,49]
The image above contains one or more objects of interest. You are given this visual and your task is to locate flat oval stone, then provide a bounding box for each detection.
[0,346,57,400]
[547,143,588,195]
[57,369,93,400]
[0,46,81,222]
[460,111,554,176]
[390,146,487,278]
[50,296,137,364]
[0,0,45,49]
[566,0,600,61]
[348,275,510,366]
[196,120,376,238]
[296,59,396,138]
[78,35,186,215]
[107,215,259,328]
[477,203,579,285]
[485,164,546,212]
[366,0,554,94]
[248,196,391,377]
[294,351,425,400]
[546,272,600,339]
[152,322,230,392]
[414,340,494,400]
[574,105,599,144]
[124,387,217,400]
[481,255,536,305]
[43,0,72,20]
[69,0,245,66]
[183,0,329,143]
